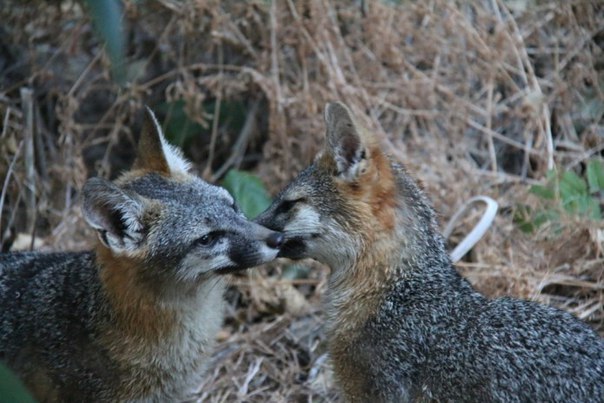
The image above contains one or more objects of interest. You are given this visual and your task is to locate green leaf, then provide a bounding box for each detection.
[85,0,126,85]
[533,209,559,228]
[513,205,537,233]
[529,184,555,200]
[586,159,604,193]
[518,165,601,231]
[571,196,601,219]
[514,204,561,233]
[530,169,559,200]
[545,169,557,182]
[0,363,36,403]
[156,99,247,149]
[211,99,247,135]
[586,198,602,220]
[221,170,271,219]
[124,59,148,83]
[559,171,588,203]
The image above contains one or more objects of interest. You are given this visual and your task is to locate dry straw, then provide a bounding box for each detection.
[0,0,602,400]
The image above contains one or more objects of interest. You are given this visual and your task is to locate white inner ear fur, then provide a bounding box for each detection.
[161,139,192,174]
[147,107,192,173]
[96,199,145,255]
[323,103,369,182]
[115,200,144,245]
[333,146,368,182]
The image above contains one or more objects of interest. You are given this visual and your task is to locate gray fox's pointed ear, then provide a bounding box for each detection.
[324,102,368,181]
[82,177,145,254]
[132,107,191,174]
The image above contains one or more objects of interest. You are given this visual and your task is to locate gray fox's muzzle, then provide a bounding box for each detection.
[254,206,311,261]
[218,229,283,274]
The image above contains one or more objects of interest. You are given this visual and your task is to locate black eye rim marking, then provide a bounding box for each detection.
[195,231,225,247]
[276,197,306,215]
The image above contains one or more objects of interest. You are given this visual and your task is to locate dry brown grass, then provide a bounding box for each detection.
[1,0,603,400]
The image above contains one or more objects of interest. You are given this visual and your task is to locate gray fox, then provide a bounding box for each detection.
[255,102,604,402]
[0,107,283,402]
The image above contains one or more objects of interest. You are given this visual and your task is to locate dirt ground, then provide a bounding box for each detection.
[1,1,602,401]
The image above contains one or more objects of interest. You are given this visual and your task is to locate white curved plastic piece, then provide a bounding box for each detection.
[444,196,499,263]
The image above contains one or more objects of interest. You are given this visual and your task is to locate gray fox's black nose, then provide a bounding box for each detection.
[266,233,284,249]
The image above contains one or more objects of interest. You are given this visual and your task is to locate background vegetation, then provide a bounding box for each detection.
[1,0,602,400]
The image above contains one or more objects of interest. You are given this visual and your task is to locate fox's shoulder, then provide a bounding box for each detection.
[0,250,93,267]
[482,297,604,345]
[0,252,96,289]
[0,251,101,325]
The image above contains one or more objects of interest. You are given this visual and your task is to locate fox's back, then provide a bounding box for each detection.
[0,251,117,400]
[328,276,604,402]
[472,297,604,401]
[0,251,103,346]
[343,271,604,402]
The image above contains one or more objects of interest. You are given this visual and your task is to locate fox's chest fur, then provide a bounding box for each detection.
[0,251,226,402]
[129,299,223,400]
[97,249,226,401]
[324,253,409,402]
[105,287,225,401]
[326,293,389,402]
[325,269,450,403]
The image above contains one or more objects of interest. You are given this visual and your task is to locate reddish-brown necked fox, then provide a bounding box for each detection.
[0,108,283,402]
[256,102,604,402]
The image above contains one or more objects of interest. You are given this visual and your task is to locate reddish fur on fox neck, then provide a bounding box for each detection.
[326,147,401,400]
[96,245,176,341]
[326,144,398,336]
[357,146,396,232]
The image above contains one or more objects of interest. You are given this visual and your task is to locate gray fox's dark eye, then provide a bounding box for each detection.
[196,232,220,247]
[197,235,211,245]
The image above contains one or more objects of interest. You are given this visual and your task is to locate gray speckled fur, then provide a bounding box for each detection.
[360,163,604,402]
[0,252,117,401]
[0,108,282,402]
[256,102,604,403]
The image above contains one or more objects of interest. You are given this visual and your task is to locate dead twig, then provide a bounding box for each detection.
[0,140,24,251]
[20,88,36,239]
